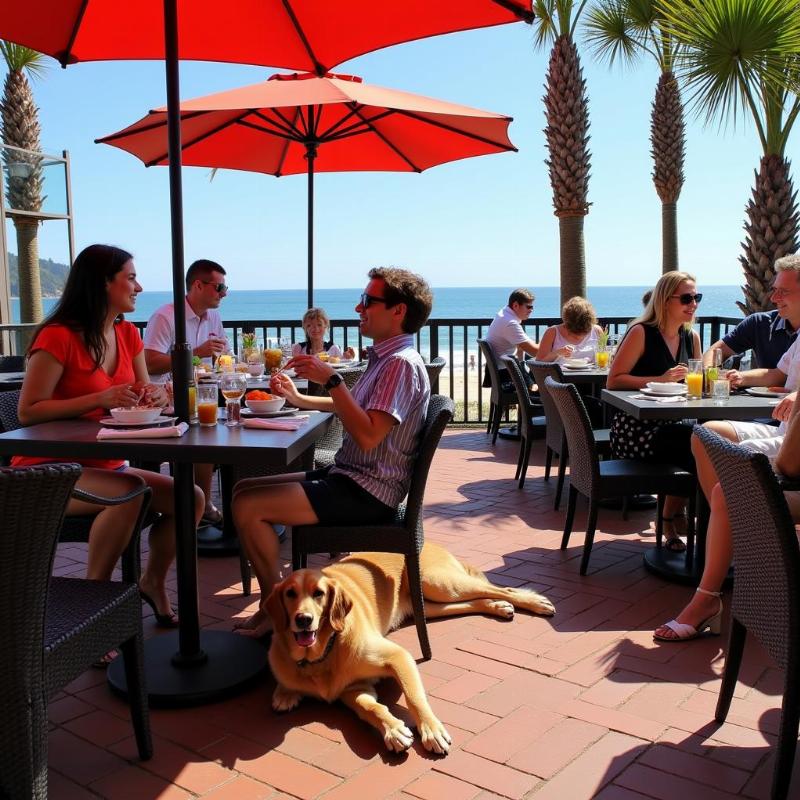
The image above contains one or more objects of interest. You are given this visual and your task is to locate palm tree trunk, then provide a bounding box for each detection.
[13,218,42,323]
[738,154,800,314]
[661,202,678,273]
[558,214,586,304]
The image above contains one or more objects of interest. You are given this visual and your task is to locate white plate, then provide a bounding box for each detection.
[562,363,592,371]
[640,387,688,397]
[745,387,787,398]
[240,408,299,419]
[331,360,360,369]
[99,416,177,428]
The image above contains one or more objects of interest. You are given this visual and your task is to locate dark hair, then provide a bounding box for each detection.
[30,244,133,369]
[185,259,226,292]
[368,267,433,333]
[508,288,535,307]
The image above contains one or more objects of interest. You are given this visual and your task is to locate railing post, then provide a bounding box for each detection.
[710,316,721,346]
[429,322,439,394]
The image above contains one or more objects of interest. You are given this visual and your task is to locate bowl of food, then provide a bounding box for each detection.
[645,382,687,395]
[246,363,265,378]
[245,390,285,413]
[563,357,590,368]
[109,406,163,424]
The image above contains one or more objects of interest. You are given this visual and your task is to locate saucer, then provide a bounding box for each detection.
[562,363,592,371]
[240,408,299,419]
[640,387,687,397]
[99,416,178,428]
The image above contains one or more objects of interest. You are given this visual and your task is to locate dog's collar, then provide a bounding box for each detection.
[296,631,337,667]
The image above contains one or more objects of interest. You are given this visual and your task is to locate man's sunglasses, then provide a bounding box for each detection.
[360,292,389,308]
[200,280,228,293]
[671,292,703,305]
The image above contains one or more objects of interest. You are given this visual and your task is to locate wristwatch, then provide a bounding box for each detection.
[324,372,344,391]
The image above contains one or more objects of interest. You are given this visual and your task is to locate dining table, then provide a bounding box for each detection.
[601,388,781,584]
[0,371,25,392]
[0,411,332,706]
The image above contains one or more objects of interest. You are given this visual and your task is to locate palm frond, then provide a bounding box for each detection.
[0,41,48,80]
[532,0,559,48]
[584,0,640,67]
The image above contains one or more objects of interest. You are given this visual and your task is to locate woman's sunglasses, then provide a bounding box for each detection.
[671,292,703,305]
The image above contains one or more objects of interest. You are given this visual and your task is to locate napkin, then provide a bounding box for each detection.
[97,422,189,440]
[242,416,309,431]
[631,394,687,403]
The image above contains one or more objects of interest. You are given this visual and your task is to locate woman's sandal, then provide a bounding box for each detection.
[661,513,688,553]
[140,588,179,628]
[92,649,119,669]
[653,587,723,642]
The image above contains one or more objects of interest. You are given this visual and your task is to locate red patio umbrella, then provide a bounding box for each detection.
[97,71,517,308]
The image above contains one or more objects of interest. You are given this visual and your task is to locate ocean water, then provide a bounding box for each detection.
[19,284,747,325]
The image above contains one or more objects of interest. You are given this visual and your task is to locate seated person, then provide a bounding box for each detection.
[231,267,432,638]
[484,288,539,391]
[607,271,702,552]
[14,244,204,631]
[703,253,800,369]
[537,296,603,363]
[292,307,356,360]
[655,392,800,641]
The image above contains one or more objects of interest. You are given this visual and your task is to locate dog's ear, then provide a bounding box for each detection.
[265,581,289,633]
[326,579,352,632]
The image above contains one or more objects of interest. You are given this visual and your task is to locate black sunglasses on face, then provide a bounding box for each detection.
[360,292,388,308]
[671,292,703,305]
[200,280,228,293]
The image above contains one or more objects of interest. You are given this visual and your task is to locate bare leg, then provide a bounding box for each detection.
[692,421,738,501]
[194,463,219,517]
[231,479,319,637]
[129,467,204,619]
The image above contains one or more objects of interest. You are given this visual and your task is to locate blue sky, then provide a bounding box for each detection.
[8,20,795,291]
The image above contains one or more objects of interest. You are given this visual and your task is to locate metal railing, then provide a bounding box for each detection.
[1,315,744,424]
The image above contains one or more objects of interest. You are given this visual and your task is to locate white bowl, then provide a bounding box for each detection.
[245,396,285,413]
[564,357,590,368]
[645,382,687,395]
[246,363,265,378]
[109,406,163,424]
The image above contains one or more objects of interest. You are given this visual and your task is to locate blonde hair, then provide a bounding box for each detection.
[562,296,597,334]
[302,307,330,335]
[632,271,697,331]
[775,254,800,279]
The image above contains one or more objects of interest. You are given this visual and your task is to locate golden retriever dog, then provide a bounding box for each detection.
[265,542,555,755]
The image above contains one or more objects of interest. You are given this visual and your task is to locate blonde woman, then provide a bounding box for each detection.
[292,307,356,360]
[607,271,702,551]
[537,296,603,363]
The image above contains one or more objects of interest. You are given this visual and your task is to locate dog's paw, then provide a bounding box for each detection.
[419,717,452,755]
[382,720,414,752]
[531,594,556,616]
[487,599,515,619]
[272,685,302,713]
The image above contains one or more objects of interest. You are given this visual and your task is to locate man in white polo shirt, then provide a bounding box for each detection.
[484,288,539,391]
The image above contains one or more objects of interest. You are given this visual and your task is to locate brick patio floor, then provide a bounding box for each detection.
[48,428,794,799]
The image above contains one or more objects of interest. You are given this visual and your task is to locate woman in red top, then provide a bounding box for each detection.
[15,244,203,627]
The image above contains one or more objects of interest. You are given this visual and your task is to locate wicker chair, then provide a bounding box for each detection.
[530,361,610,508]
[545,377,696,575]
[477,338,519,444]
[0,464,152,800]
[0,354,25,372]
[424,356,446,391]
[311,364,366,469]
[501,356,546,489]
[292,394,455,661]
[695,426,800,800]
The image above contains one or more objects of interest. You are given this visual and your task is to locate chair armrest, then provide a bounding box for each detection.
[71,483,152,507]
[777,475,800,492]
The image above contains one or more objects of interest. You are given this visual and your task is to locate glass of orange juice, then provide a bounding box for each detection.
[595,346,609,369]
[197,384,219,426]
[686,359,703,399]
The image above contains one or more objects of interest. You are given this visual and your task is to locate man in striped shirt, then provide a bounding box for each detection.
[232,267,432,638]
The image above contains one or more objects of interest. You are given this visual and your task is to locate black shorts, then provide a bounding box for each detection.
[300,466,396,526]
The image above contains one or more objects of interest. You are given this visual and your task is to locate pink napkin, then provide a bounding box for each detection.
[242,416,309,431]
[97,422,189,440]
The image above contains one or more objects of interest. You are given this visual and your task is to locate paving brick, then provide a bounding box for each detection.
[89,765,193,799]
[434,751,538,800]
[197,775,277,799]
[405,771,482,800]
[48,728,127,787]
[614,762,745,800]
[63,709,138,748]
[429,671,500,704]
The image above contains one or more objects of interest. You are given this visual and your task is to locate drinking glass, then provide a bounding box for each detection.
[264,337,283,372]
[712,379,730,405]
[220,372,248,427]
[197,384,219,426]
[686,358,703,399]
[595,345,609,369]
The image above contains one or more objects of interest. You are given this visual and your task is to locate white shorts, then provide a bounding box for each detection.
[727,420,783,459]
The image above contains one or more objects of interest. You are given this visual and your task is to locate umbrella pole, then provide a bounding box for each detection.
[306,140,317,310]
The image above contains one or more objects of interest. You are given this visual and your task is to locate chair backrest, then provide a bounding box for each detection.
[424,357,446,392]
[544,377,600,495]
[0,355,25,373]
[0,389,21,433]
[529,361,566,452]
[501,356,535,436]
[404,394,455,532]
[0,465,81,697]
[314,365,366,451]
[477,338,515,405]
[695,425,800,671]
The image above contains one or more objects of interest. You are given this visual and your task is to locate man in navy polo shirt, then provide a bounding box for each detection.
[704,254,800,369]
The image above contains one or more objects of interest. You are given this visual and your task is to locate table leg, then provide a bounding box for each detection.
[196,465,239,555]
[108,461,267,706]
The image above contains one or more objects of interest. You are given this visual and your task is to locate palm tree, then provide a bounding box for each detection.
[1,42,47,324]
[586,0,685,273]
[533,1,592,305]
[659,0,800,313]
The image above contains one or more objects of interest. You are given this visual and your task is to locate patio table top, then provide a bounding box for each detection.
[601,389,779,421]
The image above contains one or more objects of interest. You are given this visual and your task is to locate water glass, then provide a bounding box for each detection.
[712,379,730,405]
[220,372,248,427]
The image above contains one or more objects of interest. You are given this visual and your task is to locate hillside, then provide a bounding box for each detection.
[7,252,69,297]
